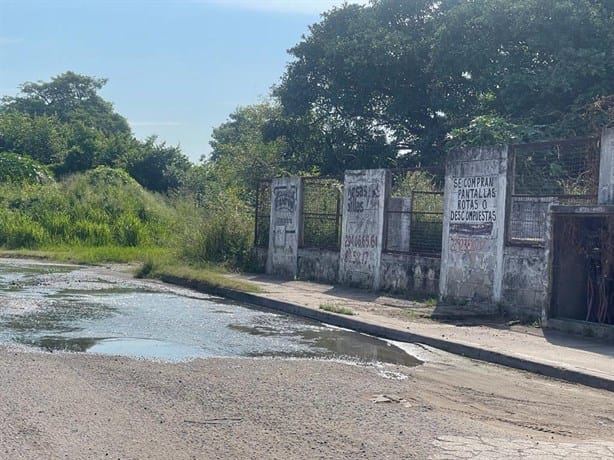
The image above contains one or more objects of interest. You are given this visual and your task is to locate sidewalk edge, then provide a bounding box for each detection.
[161,275,614,392]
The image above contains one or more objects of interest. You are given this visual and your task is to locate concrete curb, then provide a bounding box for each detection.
[161,275,614,392]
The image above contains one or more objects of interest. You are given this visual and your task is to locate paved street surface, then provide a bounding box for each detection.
[1,263,613,459]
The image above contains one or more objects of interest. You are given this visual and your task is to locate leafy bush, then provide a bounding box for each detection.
[113,214,146,247]
[446,115,524,148]
[0,152,54,184]
[0,211,48,248]
[172,190,254,269]
[0,167,177,249]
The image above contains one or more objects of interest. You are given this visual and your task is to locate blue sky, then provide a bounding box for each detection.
[0,0,367,163]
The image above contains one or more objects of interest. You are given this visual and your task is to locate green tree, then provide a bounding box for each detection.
[126,136,192,193]
[431,0,614,138]
[1,71,130,135]
[0,111,68,164]
[208,102,289,202]
[274,0,613,171]
[275,1,449,171]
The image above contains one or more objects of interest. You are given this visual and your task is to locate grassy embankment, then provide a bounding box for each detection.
[0,167,260,293]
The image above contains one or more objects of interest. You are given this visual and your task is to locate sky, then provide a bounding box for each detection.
[0,0,369,163]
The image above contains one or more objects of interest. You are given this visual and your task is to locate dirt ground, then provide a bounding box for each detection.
[1,343,613,460]
[1,261,613,459]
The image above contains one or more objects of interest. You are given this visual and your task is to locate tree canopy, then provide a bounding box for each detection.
[1,71,130,135]
[208,102,290,202]
[0,71,191,192]
[267,0,614,173]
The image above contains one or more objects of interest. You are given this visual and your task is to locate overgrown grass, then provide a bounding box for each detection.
[0,167,260,293]
[135,256,261,293]
[1,246,171,265]
[0,168,178,249]
[0,166,254,258]
[319,303,355,315]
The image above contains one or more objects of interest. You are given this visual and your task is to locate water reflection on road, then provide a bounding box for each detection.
[0,259,420,366]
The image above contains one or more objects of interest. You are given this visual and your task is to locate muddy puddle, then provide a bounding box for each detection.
[0,259,420,366]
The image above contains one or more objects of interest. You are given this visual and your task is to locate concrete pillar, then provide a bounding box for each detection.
[439,146,508,304]
[339,169,389,290]
[386,197,412,252]
[266,177,303,278]
[598,127,614,204]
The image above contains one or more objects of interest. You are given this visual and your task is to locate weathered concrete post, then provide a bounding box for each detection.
[339,169,389,290]
[598,127,614,204]
[439,146,508,304]
[266,177,303,278]
[386,197,412,252]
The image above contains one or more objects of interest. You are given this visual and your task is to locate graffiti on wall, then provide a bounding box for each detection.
[342,180,382,269]
[272,185,297,248]
[273,186,296,213]
[450,237,487,253]
[346,183,380,213]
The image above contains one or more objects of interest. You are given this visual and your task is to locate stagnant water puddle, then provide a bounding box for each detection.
[0,259,420,367]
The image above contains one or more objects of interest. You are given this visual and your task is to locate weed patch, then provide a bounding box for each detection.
[319,303,355,315]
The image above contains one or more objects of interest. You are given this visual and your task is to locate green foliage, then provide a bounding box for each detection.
[319,303,355,315]
[125,136,191,193]
[446,115,524,148]
[275,1,449,170]
[0,152,53,184]
[1,71,130,135]
[208,102,291,202]
[0,72,190,192]
[0,111,69,164]
[0,167,177,249]
[391,171,444,254]
[0,210,47,248]
[392,171,439,197]
[171,189,254,269]
[270,0,614,170]
[432,0,614,138]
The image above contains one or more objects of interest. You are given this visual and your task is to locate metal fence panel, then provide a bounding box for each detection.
[301,177,342,250]
[254,179,271,248]
[508,137,599,246]
[385,169,444,255]
[409,191,444,254]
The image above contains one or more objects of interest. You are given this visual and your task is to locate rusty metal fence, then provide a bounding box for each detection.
[301,177,343,250]
[507,137,600,246]
[254,179,272,247]
[384,169,445,255]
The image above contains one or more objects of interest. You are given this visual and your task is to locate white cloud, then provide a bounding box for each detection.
[129,121,182,127]
[202,0,369,15]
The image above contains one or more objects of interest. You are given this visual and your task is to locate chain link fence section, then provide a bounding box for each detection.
[508,137,599,246]
[385,169,445,255]
[254,179,271,248]
[301,177,343,250]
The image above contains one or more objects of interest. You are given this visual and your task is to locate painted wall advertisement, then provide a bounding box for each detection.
[449,175,498,236]
[272,185,297,248]
[341,181,381,269]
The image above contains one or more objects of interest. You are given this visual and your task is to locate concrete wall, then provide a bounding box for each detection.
[298,248,339,284]
[598,127,614,204]
[339,169,389,289]
[501,196,554,320]
[380,252,440,296]
[501,246,549,319]
[252,247,268,272]
[440,146,508,303]
[385,197,411,252]
[266,177,303,278]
